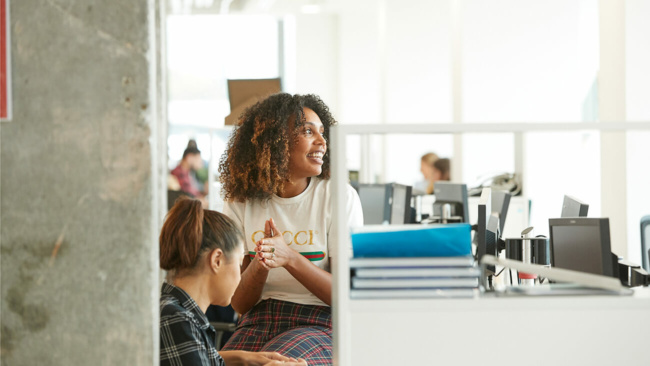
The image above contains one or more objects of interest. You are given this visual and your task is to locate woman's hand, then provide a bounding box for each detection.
[220,350,307,366]
[255,218,297,269]
[258,352,307,366]
[264,360,307,366]
[253,218,332,305]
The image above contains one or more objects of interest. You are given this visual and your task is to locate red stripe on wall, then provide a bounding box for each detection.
[0,0,7,119]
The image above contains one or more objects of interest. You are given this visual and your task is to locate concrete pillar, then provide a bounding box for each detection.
[0,1,164,365]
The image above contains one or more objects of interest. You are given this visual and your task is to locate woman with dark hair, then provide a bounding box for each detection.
[218,93,363,365]
[159,196,306,366]
[432,158,451,183]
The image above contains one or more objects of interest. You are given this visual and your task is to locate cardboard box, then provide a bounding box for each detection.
[225,78,282,125]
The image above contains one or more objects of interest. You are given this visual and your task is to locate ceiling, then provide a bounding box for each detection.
[166,0,337,15]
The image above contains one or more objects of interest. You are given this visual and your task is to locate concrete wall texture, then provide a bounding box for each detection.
[1,1,161,365]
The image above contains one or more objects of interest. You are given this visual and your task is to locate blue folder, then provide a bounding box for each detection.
[350,223,472,258]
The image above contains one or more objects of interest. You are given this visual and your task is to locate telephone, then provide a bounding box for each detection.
[468,172,521,196]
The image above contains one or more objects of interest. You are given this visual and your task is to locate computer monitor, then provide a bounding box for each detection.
[484,214,500,275]
[548,218,613,277]
[561,195,589,218]
[432,182,469,223]
[475,188,495,274]
[491,190,511,235]
[358,184,390,225]
[389,183,413,225]
[358,183,413,225]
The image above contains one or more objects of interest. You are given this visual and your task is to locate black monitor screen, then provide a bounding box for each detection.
[474,188,491,258]
[549,218,612,276]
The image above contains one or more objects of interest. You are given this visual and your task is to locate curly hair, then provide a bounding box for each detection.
[218,93,337,202]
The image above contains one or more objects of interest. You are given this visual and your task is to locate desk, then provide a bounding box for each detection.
[336,289,650,366]
[330,123,650,366]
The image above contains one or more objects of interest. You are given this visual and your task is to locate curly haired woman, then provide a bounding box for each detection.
[218,93,363,365]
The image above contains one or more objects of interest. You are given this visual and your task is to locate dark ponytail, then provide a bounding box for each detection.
[160,196,242,272]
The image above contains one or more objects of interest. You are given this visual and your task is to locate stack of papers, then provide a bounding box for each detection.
[349,223,478,299]
[349,256,479,299]
[350,224,480,299]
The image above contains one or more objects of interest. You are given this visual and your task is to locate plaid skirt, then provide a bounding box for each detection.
[221,299,332,366]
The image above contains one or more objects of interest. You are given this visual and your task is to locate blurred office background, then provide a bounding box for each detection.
[166,0,650,264]
[1,0,649,364]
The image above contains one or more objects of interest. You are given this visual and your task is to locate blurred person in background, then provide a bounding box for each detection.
[414,152,439,194]
[171,145,205,198]
[187,139,210,194]
[431,158,451,186]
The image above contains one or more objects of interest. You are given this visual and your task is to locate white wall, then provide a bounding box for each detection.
[291,14,339,114]
[383,0,452,124]
[461,0,598,123]
[336,0,383,125]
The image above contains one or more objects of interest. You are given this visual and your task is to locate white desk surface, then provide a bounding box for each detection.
[338,289,650,366]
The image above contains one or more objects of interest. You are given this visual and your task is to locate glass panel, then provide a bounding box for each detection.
[166,14,280,210]
[210,128,236,212]
[345,135,361,177]
[626,131,650,264]
[384,134,454,186]
[384,0,452,123]
[167,15,280,129]
[461,133,515,186]
[524,131,601,237]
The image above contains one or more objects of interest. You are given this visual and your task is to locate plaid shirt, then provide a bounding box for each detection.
[160,282,225,366]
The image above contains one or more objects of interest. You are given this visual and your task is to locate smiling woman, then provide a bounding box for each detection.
[219,93,335,202]
[217,93,364,366]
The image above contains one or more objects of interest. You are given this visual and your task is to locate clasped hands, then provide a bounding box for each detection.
[255,218,295,269]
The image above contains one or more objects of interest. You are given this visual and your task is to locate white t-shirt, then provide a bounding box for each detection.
[222,177,363,307]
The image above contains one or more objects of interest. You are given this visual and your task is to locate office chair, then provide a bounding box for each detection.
[641,215,650,272]
[206,305,238,350]
[210,322,237,351]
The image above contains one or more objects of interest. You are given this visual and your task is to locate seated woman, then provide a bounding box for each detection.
[431,158,451,185]
[218,93,363,366]
[159,196,306,366]
[415,152,439,194]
